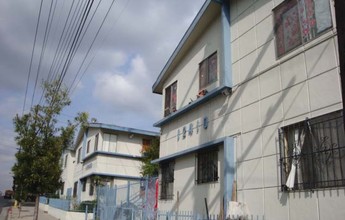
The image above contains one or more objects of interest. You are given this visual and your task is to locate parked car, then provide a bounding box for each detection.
[4,190,13,199]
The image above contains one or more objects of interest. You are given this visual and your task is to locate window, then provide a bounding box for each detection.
[89,182,94,196]
[61,182,65,195]
[77,148,81,163]
[160,161,174,200]
[94,134,99,151]
[199,52,217,90]
[142,139,151,152]
[87,140,91,153]
[164,81,177,117]
[82,180,86,192]
[103,133,117,152]
[73,181,78,198]
[64,154,68,168]
[273,0,332,57]
[196,149,219,184]
[279,111,345,191]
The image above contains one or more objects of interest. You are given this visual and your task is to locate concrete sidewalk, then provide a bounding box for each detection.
[7,206,58,220]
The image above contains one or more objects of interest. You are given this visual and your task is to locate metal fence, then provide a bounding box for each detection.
[157,211,220,220]
[96,177,158,220]
[48,198,71,211]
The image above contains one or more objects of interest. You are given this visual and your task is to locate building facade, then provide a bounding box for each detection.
[152,0,345,219]
[60,123,159,203]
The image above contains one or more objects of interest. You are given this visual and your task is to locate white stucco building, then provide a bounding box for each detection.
[60,123,159,202]
[152,0,345,219]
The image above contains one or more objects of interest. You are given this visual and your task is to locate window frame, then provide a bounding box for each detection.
[64,154,68,168]
[73,181,78,198]
[77,148,81,164]
[199,52,218,91]
[196,148,219,184]
[279,110,345,191]
[160,160,174,200]
[94,133,99,152]
[89,181,94,196]
[273,0,333,58]
[87,140,91,154]
[164,81,177,117]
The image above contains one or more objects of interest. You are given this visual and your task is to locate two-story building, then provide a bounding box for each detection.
[60,123,159,203]
[152,0,345,219]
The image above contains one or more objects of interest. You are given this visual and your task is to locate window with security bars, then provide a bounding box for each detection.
[279,111,345,191]
[196,149,219,184]
[160,161,174,200]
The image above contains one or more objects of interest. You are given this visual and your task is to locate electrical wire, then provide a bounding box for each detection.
[22,0,44,114]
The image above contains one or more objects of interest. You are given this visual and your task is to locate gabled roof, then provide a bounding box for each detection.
[152,0,221,94]
[73,123,159,150]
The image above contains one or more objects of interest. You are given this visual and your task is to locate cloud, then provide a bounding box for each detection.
[93,54,160,117]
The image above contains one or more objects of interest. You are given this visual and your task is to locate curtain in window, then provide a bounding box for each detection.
[286,126,306,188]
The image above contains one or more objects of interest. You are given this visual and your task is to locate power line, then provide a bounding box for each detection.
[70,0,130,95]
[31,0,55,108]
[22,0,44,114]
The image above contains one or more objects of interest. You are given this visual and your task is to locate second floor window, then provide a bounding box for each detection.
[164,81,177,117]
[87,140,91,153]
[273,0,332,57]
[199,52,217,90]
[77,148,81,163]
[94,133,99,151]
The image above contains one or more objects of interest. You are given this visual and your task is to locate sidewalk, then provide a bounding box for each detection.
[6,206,58,220]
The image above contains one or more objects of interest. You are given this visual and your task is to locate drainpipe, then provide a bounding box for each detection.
[224,137,235,218]
[217,0,234,217]
[218,0,232,88]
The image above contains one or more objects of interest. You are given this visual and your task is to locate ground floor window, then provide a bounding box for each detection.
[196,148,219,184]
[279,110,345,191]
[73,181,78,198]
[160,160,174,200]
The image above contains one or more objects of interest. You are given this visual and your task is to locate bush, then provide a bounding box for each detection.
[76,200,97,213]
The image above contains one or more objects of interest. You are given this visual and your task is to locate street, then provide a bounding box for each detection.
[0,196,13,220]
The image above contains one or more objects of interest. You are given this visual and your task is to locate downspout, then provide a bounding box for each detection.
[219,0,234,217]
[224,137,235,218]
[219,0,232,88]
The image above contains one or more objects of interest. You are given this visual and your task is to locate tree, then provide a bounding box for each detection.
[12,80,88,220]
[140,138,160,177]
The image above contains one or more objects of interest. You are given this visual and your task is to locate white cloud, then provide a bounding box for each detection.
[93,54,160,117]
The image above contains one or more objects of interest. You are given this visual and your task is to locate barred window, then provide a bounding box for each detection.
[160,161,174,200]
[279,111,345,191]
[196,149,219,184]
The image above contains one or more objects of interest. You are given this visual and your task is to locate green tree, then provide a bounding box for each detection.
[12,80,88,220]
[140,138,160,177]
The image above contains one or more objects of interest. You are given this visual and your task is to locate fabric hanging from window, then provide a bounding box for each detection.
[286,126,306,188]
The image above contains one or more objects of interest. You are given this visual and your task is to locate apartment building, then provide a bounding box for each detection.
[152,0,345,219]
[60,123,159,202]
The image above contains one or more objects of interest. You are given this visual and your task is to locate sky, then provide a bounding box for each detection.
[0,0,205,193]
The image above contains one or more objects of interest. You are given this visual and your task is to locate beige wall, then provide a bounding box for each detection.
[161,14,222,115]
[158,0,343,218]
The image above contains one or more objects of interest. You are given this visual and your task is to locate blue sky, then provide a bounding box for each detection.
[0,0,205,193]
